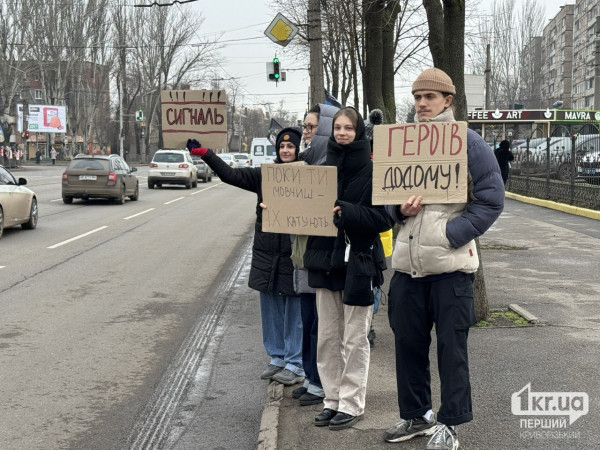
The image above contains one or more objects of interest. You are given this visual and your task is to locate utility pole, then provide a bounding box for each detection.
[308,0,324,106]
[485,44,491,109]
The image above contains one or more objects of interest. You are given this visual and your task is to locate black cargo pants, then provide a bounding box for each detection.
[387,270,476,426]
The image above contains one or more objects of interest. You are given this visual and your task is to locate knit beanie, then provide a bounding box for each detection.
[411,68,456,95]
[276,127,301,150]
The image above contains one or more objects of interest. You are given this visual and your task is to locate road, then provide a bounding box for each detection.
[0,165,266,449]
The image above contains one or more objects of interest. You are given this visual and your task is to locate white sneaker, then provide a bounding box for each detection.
[426,424,459,450]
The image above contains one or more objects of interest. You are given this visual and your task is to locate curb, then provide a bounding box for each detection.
[256,381,283,450]
[505,191,600,220]
[508,303,540,324]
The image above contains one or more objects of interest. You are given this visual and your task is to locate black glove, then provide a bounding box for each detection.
[186,139,201,151]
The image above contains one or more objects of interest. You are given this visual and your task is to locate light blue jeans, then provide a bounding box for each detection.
[259,291,304,376]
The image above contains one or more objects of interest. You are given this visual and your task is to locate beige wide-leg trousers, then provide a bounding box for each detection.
[315,288,372,417]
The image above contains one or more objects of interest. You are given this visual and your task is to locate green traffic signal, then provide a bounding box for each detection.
[273,57,280,80]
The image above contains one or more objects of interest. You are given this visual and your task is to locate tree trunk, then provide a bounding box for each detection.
[308,0,325,106]
[362,0,385,112]
[381,1,401,123]
[423,0,488,320]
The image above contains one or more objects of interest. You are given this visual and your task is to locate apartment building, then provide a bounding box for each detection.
[539,1,600,110]
[540,4,574,109]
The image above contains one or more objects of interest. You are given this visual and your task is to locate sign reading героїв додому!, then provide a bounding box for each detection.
[261,164,338,237]
[372,122,468,205]
[160,89,228,150]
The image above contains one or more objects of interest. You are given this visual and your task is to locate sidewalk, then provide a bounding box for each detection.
[259,197,600,449]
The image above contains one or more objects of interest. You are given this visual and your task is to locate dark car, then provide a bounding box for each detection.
[192,157,213,183]
[61,154,139,204]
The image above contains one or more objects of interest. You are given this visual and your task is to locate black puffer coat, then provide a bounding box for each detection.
[201,150,295,296]
[303,107,394,306]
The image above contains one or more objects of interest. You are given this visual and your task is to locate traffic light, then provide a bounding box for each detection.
[273,57,280,80]
[24,130,29,139]
[136,108,143,121]
[269,57,280,81]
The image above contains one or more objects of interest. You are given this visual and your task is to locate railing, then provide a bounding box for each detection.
[507,174,600,210]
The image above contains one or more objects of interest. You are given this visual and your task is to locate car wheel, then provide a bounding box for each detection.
[63,196,73,204]
[0,206,4,239]
[148,180,154,189]
[22,197,38,230]
[186,176,192,189]
[116,184,126,205]
[208,174,212,182]
[130,183,139,201]
[193,178,198,188]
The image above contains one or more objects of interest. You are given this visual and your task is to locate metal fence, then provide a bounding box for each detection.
[507,174,600,210]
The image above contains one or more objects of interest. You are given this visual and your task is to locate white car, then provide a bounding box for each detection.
[217,153,239,168]
[0,165,38,239]
[233,153,252,168]
[148,149,198,189]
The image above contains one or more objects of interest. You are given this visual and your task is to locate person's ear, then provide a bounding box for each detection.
[444,95,453,108]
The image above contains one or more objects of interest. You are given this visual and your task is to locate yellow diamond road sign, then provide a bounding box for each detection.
[264,13,298,47]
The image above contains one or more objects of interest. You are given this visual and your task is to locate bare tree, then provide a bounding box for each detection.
[126,5,219,153]
[0,1,30,122]
[363,1,428,122]
[468,0,545,109]
[270,0,428,120]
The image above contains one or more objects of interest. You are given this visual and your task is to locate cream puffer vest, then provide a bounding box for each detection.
[391,202,479,278]
[391,107,479,278]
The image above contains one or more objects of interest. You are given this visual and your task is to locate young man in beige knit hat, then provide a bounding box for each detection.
[383,68,505,450]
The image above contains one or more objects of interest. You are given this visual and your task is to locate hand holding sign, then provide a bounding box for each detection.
[400,195,423,217]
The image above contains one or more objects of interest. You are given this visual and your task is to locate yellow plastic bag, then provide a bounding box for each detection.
[380,228,393,258]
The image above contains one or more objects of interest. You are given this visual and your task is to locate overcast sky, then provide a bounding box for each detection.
[192,0,575,120]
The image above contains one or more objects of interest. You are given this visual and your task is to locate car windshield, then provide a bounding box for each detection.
[219,154,232,160]
[69,159,108,170]
[154,153,184,163]
[0,166,17,185]
[234,155,248,161]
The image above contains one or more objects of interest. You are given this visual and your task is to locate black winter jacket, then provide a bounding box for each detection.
[201,150,295,296]
[303,108,394,306]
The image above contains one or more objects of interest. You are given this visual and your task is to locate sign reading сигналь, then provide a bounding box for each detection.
[372,122,468,205]
[160,89,228,150]
[261,164,337,237]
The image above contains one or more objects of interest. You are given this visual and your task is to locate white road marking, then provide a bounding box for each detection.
[47,226,108,249]
[0,266,5,270]
[190,183,222,195]
[164,197,185,205]
[124,208,155,220]
[51,198,62,202]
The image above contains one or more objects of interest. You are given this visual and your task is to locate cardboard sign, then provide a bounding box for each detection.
[372,122,468,204]
[261,164,338,236]
[160,89,227,149]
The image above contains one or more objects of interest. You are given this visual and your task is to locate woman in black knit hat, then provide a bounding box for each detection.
[187,128,306,386]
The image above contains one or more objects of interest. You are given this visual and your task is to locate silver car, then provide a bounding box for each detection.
[0,165,38,238]
[192,157,213,183]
